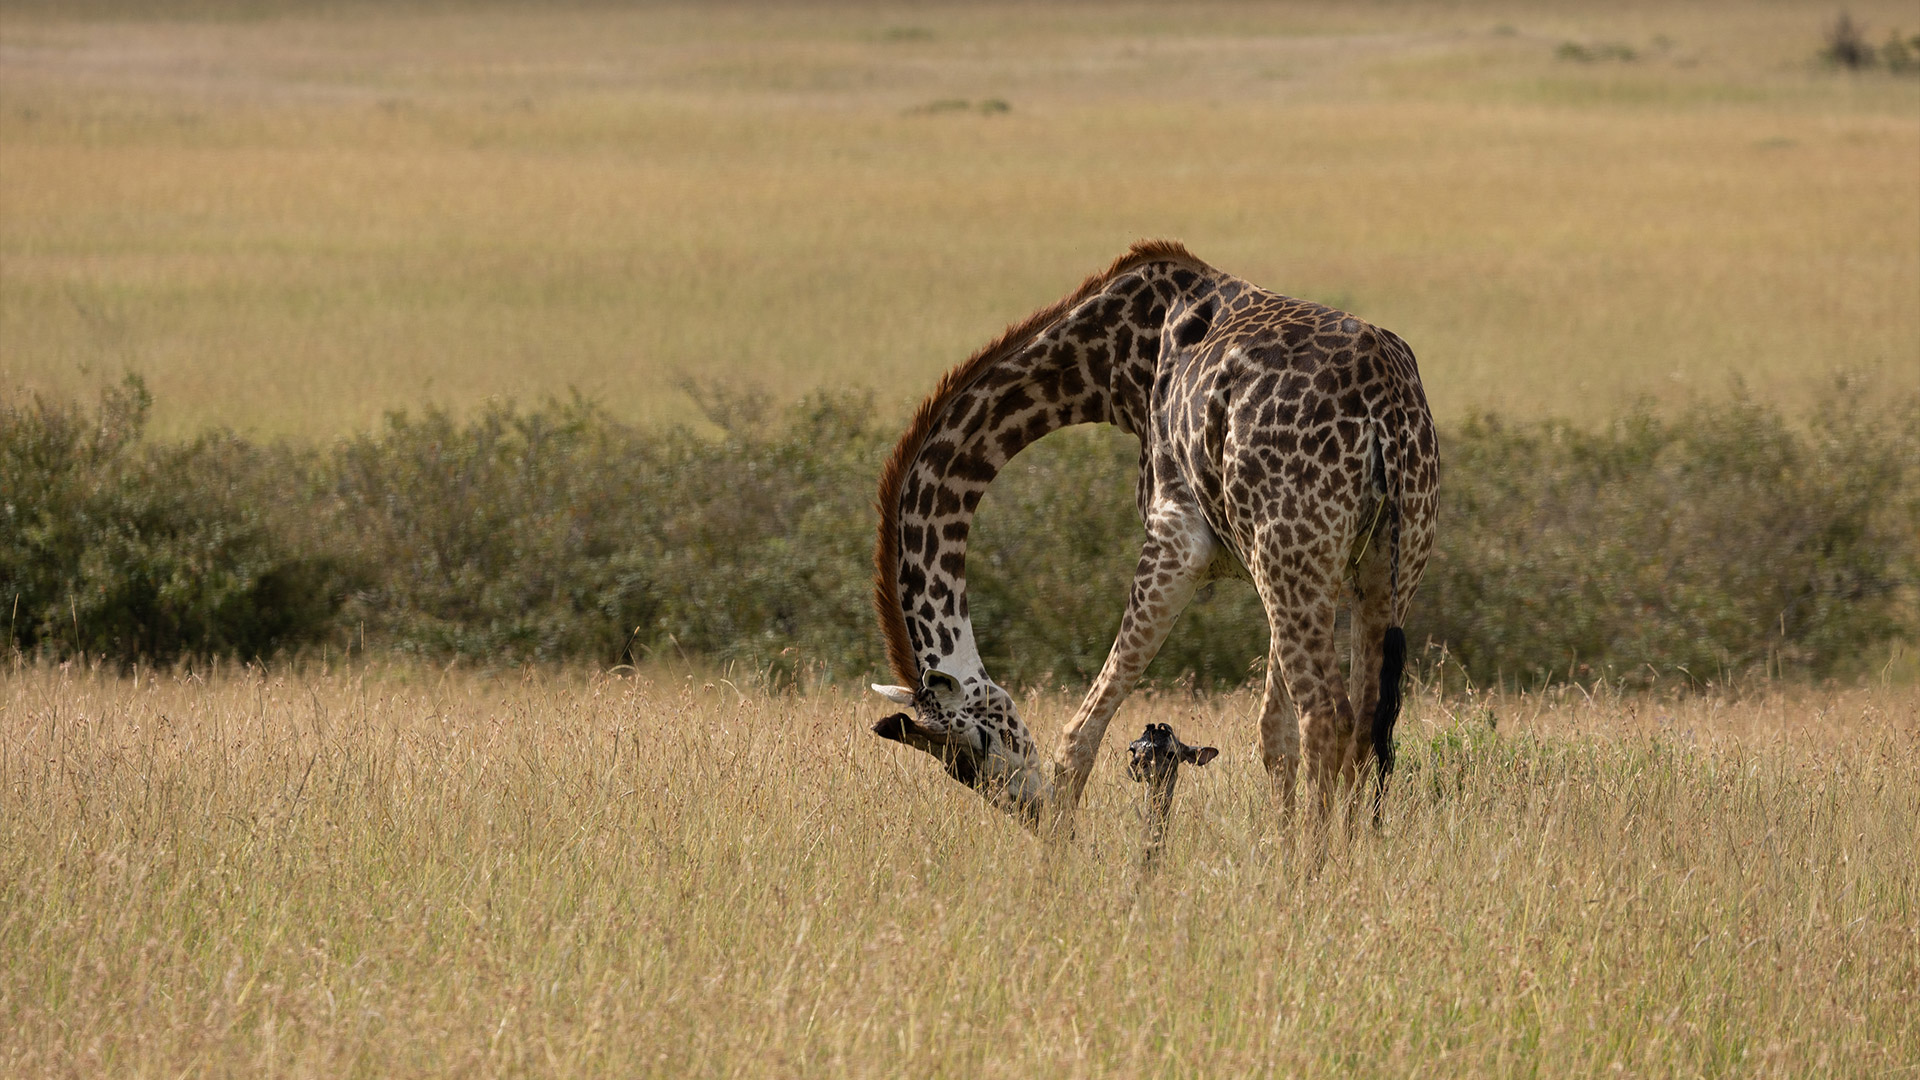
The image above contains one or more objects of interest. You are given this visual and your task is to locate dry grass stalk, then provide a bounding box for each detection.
[2,662,1914,1076]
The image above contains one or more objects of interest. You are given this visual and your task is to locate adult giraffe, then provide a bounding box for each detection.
[870,240,1438,831]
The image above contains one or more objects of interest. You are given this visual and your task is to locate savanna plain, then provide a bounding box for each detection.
[4,666,1917,1076]
[3,1,1919,1077]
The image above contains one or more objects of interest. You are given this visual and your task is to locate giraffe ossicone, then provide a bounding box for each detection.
[870,240,1438,834]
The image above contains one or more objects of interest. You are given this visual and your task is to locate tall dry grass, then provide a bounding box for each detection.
[3,1,1917,439]
[3,661,1914,1077]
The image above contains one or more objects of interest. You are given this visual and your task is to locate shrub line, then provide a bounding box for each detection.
[4,376,1914,687]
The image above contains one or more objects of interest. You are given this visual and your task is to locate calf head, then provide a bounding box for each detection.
[1125,722,1218,791]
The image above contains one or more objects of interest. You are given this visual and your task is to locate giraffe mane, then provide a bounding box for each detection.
[872,238,1205,685]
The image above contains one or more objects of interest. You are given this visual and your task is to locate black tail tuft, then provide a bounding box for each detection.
[1372,626,1407,776]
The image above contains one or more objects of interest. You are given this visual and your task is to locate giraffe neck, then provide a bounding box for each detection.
[877,254,1209,690]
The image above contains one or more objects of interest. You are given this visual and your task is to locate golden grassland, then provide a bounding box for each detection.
[2,1,1917,439]
[2,661,1915,1077]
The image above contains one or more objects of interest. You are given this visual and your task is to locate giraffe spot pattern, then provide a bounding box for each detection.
[876,242,1439,822]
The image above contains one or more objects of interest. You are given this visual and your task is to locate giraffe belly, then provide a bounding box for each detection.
[1201,543,1250,584]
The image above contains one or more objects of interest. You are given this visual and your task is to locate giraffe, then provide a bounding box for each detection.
[869,240,1438,834]
[1125,722,1218,867]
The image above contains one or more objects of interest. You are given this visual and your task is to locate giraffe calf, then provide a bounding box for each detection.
[1125,722,1218,866]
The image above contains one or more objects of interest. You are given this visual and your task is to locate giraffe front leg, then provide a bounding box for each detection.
[1050,498,1218,818]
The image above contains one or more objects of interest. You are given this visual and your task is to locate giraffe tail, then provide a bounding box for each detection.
[1372,626,1405,777]
[1370,417,1407,792]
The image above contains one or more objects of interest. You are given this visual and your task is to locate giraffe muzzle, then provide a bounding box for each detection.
[873,712,982,787]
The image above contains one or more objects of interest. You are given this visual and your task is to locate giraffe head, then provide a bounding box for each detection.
[1125,722,1218,791]
[871,668,1054,823]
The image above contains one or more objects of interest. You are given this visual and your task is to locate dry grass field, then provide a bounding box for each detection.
[2,661,1915,1077]
[5,4,1919,1077]
[3,1,1917,439]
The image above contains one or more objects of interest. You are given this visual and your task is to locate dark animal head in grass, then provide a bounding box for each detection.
[1125,722,1218,790]
[871,668,1053,823]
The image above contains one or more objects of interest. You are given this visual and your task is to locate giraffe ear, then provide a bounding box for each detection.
[871,683,915,706]
[920,669,962,697]
[1187,746,1219,767]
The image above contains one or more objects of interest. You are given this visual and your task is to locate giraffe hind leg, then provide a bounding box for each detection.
[1253,549,1358,822]
[1255,629,1298,818]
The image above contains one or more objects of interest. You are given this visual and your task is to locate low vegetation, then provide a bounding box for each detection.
[1823,11,1920,71]
[5,378,1915,689]
[2,665,1913,1076]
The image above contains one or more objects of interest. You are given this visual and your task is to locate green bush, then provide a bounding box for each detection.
[327,394,657,663]
[1823,12,1876,69]
[1820,13,1920,73]
[1,377,340,663]
[6,378,1915,686]
[602,388,886,684]
[1417,388,1918,687]
[324,388,889,681]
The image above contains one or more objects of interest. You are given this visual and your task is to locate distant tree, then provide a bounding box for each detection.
[1824,12,1876,69]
